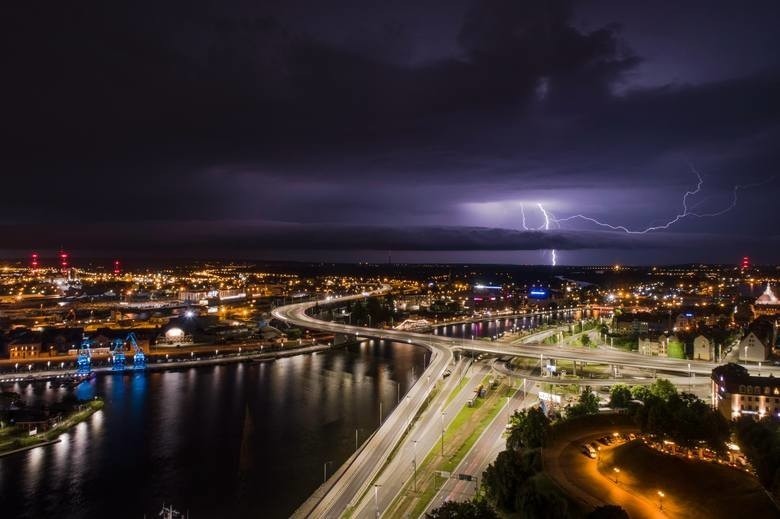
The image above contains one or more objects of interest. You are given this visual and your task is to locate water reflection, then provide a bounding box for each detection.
[0,340,424,518]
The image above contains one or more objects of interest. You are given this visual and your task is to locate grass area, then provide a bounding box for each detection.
[601,441,779,519]
[607,334,638,351]
[553,360,609,379]
[445,376,470,407]
[401,385,513,518]
[0,399,104,455]
[667,339,686,359]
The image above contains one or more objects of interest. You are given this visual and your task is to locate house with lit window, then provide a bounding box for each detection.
[711,363,780,421]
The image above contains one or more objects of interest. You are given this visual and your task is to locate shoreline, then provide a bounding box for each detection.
[0,399,104,458]
[0,341,357,384]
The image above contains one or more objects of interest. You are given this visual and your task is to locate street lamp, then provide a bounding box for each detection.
[613,467,620,484]
[374,484,381,518]
[658,490,665,510]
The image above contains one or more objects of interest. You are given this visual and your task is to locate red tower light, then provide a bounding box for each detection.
[60,249,69,272]
[31,252,39,269]
[741,256,750,270]
[114,260,121,275]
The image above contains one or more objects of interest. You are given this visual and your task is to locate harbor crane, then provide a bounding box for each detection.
[110,332,147,371]
[76,337,93,375]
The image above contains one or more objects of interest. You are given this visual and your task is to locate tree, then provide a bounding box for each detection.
[567,386,599,418]
[586,505,629,519]
[506,407,550,450]
[350,301,368,325]
[648,378,678,402]
[634,391,730,453]
[630,385,651,402]
[482,449,540,512]
[580,334,591,347]
[609,384,632,408]
[514,476,569,519]
[428,499,499,519]
[735,418,780,500]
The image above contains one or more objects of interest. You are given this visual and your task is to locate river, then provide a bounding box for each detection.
[0,340,425,518]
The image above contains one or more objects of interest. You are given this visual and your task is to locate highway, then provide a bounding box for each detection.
[272,288,778,517]
[422,383,539,516]
[274,288,456,518]
[357,361,489,518]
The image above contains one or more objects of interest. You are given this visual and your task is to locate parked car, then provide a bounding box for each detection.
[581,444,597,459]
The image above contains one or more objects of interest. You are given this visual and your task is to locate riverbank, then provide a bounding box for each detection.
[0,398,105,458]
[0,342,342,384]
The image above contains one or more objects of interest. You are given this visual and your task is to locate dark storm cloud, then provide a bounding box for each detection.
[0,221,762,254]
[2,1,634,162]
[2,0,780,262]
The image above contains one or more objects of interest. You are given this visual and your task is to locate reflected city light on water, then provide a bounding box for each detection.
[0,341,425,517]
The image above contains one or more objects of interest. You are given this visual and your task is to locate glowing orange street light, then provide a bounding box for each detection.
[658,490,665,510]
[613,467,620,484]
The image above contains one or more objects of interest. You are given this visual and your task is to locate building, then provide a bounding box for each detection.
[693,334,715,361]
[737,319,776,362]
[638,335,668,357]
[756,283,779,305]
[754,283,780,317]
[179,288,246,304]
[712,363,780,421]
[738,331,770,362]
[613,312,670,335]
[8,332,42,359]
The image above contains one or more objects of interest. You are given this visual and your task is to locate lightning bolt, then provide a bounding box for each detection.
[520,203,529,230]
[554,166,704,234]
[536,203,557,266]
[553,166,774,234]
[521,166,773,266]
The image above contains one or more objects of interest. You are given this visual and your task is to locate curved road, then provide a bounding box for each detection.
[272,288,777,518]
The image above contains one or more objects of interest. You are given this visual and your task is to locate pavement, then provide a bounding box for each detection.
[422,382,540,516]
[544,427,671,519]
[350,362,490,518]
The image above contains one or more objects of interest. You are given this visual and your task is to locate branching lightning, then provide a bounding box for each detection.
[518,165,774,267]
[554,166,705,234]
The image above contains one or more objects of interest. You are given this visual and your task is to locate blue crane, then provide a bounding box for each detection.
[127,332,146,370]
[76,337,93,375]
[111,337,126,371]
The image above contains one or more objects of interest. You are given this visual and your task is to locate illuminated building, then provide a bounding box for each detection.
[712,363,780,421]
[753,283,780,317]
[693,334,715,361]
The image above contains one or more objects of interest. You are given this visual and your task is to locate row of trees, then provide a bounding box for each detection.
[607,380,730,453]
[478,404,630,518]
[434,379,727,518]
[345,295,396,327]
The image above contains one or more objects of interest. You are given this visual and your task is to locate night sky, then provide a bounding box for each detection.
[3,1,780,265]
